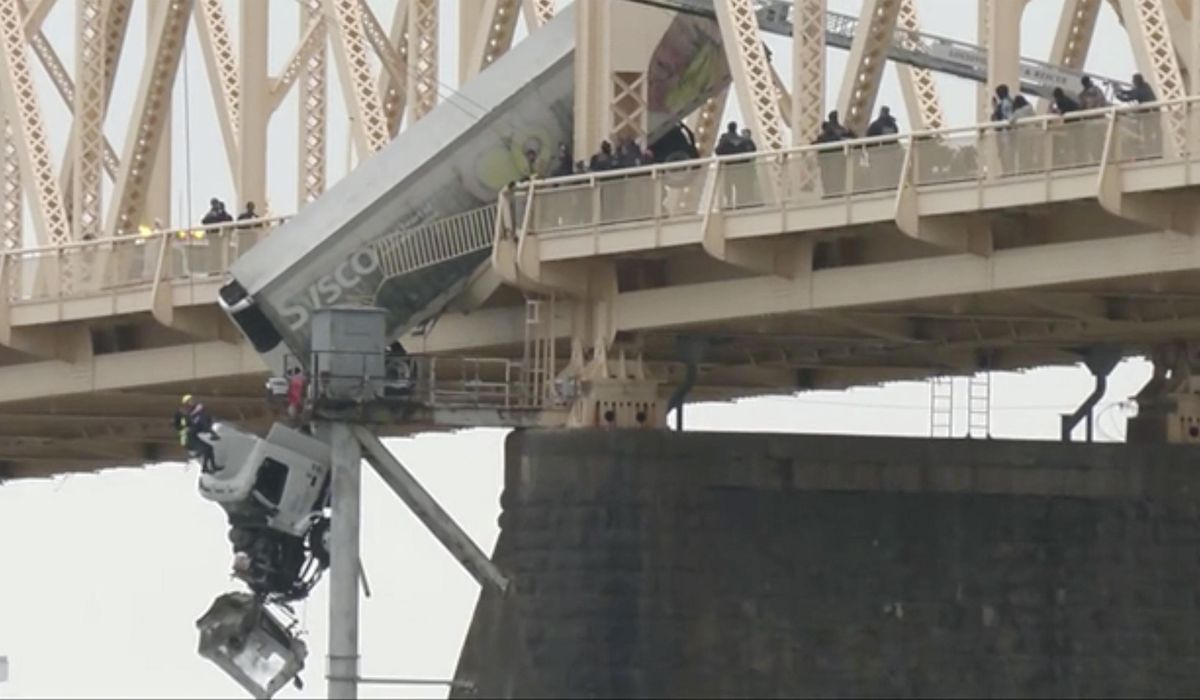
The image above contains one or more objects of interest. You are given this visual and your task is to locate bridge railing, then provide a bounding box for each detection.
[0,216,288,305]
[518,95,1200,238]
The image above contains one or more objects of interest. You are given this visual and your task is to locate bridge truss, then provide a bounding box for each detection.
[1,0,1199,477]
[0,0,1186,248]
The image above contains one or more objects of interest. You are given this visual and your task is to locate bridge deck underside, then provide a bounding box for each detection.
[0,375,275,480]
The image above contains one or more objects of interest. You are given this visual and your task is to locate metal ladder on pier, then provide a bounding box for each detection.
[522,295,557,407]
[929,372,992,438]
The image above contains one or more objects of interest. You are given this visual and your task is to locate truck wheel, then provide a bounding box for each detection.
[308,517,331,567]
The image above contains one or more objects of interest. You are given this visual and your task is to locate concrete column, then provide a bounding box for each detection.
[986,0,1024,99]
[238,0,270,212]
[572,0,611,158]
[327,422,361,700]
[976,0,991,121]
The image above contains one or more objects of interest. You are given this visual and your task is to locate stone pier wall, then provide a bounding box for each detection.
[452,430,1200,698]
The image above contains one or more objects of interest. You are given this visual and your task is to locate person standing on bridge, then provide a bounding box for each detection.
[237,202,260,228]
[734,128,759,207]
[990,85,1018,175]
[201,199,233,228]
[286,367,307,422]
[715,121,743,206]
[865,106,901,191]
[814,112,853,197]
[1050,88,1085,167]
[180,394,217,473]
[1009,96,1040,172]
[1117,73,1160,159]
[1077,76,1109,164]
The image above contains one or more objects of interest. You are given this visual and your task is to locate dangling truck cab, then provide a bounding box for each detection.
[192,422,331,698]
[197,422,333,601]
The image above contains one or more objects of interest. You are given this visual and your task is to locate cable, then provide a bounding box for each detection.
[182,28,195,228]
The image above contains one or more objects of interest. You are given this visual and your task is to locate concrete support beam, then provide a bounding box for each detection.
[237,0,269,212]
[987,0,1025,101]
[573,0,611,157]
[327,422,362,700]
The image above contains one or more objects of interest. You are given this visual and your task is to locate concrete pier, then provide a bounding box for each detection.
[454,430,1200,698]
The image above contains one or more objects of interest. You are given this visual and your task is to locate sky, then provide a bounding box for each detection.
[0,0,1160,698]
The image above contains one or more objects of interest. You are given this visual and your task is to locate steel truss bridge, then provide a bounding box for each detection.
[1,0,1199,478]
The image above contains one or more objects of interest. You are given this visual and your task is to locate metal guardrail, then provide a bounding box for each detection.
[283,350,560,413]
[516,96,1197,237]
[0,204,501,308]
[0,216,288,305]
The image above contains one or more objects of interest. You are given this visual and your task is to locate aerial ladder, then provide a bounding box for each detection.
[632,0,1131,100]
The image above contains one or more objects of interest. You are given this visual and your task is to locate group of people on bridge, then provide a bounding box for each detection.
[522,68,1168,223]
[201,198,263,230]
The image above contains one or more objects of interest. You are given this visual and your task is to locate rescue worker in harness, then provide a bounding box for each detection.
[175,394,218,472]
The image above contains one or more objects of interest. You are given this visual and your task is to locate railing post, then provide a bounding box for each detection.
[1042,118,1053,175]
[1188,99,1200,161]
[909,135,919,187]
[590,175,600,228]
[842,142,852,198]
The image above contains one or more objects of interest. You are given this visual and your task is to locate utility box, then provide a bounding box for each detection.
[310,305,388,402]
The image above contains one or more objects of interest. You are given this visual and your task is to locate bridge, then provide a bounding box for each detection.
[7,0,1200,697]
[4,94,1200,476]
[2,0,1192,481]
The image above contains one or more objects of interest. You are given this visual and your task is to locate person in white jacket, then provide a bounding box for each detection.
[1009,95,1039,173]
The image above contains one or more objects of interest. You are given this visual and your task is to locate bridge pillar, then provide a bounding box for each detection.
[986,0,1026,102]
[454,430,1200,697]
[326,421,362,700]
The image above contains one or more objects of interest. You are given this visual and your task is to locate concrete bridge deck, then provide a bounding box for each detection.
[6,98,1200,476]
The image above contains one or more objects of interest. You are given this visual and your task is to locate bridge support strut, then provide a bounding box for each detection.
[1060,348,1121,442]
[327,421,363,700]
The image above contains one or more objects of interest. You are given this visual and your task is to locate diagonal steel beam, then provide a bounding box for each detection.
[193,0,241,186]
[378,0,410,136]
[406,0,439,121]
[105,0,193,236]
[299,0,328,206]
[715,0,784,150]
[71,0,107,241]
[0,0,70,248]
[894,0,945,130]
[837,0,903,136]
[324,0,391,155]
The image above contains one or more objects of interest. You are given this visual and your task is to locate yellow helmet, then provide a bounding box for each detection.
[181,394,193,405]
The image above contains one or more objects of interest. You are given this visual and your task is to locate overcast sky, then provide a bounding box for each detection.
[0,1,1155,698]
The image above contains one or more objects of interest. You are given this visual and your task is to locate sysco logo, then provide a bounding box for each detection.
[281,246,381,330]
